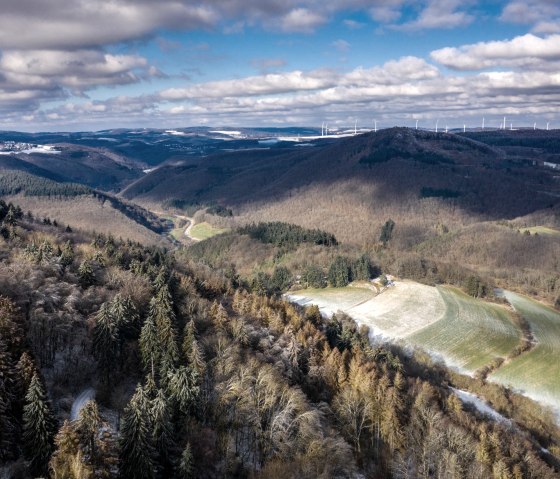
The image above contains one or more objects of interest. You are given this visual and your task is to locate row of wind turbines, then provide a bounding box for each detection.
[320,118,553,136]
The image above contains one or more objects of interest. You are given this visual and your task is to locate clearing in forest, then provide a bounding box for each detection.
[188,222,229,241]
[490,291,560,410]
[289,282,522,374]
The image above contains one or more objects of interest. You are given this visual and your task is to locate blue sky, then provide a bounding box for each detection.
[0,0,559,130]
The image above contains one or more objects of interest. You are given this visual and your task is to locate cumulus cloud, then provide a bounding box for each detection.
[280,9,326,33]
[431,34,560,70]
[394,0,474,31]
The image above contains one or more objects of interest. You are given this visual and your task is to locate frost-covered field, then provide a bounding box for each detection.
[490,291,560,410]
[409,287,520,372]
[288,282,521,374]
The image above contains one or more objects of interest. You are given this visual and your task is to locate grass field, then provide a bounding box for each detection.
[519,226,560,236]
[289,282,522,374]
[490,291,560,409]
[409,287,521,372]
[189,222,229,241]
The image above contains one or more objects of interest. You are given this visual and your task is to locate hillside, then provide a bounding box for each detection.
[0,203,559,478]
[0,170,169,245]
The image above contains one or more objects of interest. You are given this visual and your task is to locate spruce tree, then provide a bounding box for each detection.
[76,399,100,459]
[178,442,194,479]
[92,302,118,381]
[119,385,155,479]
[166,366,199,415]
[151,388,176,477]
[22,373,57,476]
[0,339,16,461]
[139,313,159,374]
[78,260,96,288]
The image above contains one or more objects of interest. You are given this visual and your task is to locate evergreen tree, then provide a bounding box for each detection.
[76,399,100,459]
[166,366,200,415]
[119,385,155,479]
[22,373,57,476]
[151,388,176,477]
[178,442,194,479]
[380,219,395,245]
[328,256,352,287]
[78,260,96,288]
[59,241,75,268]
[92,302,119,381]
[0,339,16,461]
[139,313,159,374]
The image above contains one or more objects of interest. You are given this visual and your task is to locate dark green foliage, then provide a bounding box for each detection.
[92,303,119,381]
[352,254,377,281]
[162,199,201,216]
[166,366,199,415]
[380,219,395,245]
[0,171,91,197]
[22,373,57,476]
[465,276,488,298]
[151,389,176,477]
[328,256,352,287]
[270,266,292,292]
[0,339,16,461]
[178,442,194,479]
[76,400,101,459]
[239,221,337,248]
[119,385,156,479]
[421,187,461,199]
[359,146,408,165]
[78,260,96,288]
[302,264,326,288]
[206,204,233,217]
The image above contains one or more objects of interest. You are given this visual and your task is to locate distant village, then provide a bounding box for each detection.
[0,141,60,154]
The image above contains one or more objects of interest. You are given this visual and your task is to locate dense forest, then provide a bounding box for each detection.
[0,202,559,478]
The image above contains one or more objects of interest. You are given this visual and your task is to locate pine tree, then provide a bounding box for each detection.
[166,366,200,415]
[182,321,205,376]
[119,385,155,479]
[92,302,119,381]
[49,420,93,479]
[151,389,176,477]
[59,241,75,268]
[22,372,57,476]
[139,313,159,374]
[78,260,96,288]
[177,442,194,479]
[0,339,16,461]
[76,400,100,459]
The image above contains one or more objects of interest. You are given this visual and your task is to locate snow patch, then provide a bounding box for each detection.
[70,388,96,421]
[451,388,511,424]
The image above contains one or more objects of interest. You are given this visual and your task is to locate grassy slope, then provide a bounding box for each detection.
[490,291,560,408]
[6,195,165,245]
[189,222,229,241]
[410,287,521,372]
[289,283,521,373]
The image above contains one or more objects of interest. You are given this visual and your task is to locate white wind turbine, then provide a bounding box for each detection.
[435,120,439,133]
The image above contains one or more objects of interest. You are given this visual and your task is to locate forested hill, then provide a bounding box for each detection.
[0,169,167,237]
[122,127,559,220]
[0,201,559,478]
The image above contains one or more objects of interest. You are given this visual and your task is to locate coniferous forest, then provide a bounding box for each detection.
[0,204,559,479]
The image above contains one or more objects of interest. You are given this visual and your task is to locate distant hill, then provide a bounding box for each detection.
[122,127,559,224]
[0,169,169,244]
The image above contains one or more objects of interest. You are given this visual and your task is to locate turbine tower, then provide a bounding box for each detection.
[534,122,536,130]
[415,119,419,130]
[354,119,357,135]
[547,122,550,131]
[482,117,485,130]
[373,119,377,133]
[435,120,439,133]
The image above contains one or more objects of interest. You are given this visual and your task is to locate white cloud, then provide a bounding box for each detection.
[332,39,351,52]
[394,0,474,31]
[501,0,560,33]
[280,9,326,33]
[431,34,560,70]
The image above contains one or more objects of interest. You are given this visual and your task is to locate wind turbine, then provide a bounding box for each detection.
[415,119,419,130]
[373,119,377,132]
[534,122,536,130]
[354,120,357,135]
[503,116,506,130]
[435,120,439,133]
[547,122,550,131]
[482,117,485,130]
[464,124,466,133]
[445,124,448,133]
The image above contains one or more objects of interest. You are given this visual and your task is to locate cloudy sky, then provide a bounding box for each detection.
[1,0,559,131]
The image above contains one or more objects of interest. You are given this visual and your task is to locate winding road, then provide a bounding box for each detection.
[70,388,96,421]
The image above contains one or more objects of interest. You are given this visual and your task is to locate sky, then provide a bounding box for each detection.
[0,0,559,131]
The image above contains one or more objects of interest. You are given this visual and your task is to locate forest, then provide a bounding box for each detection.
[0,200,559,479]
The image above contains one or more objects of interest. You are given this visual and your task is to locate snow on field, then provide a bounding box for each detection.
[209,130,243,137]
[289,281,446,338]
[450,388,511,424]
[490,291,560,411]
